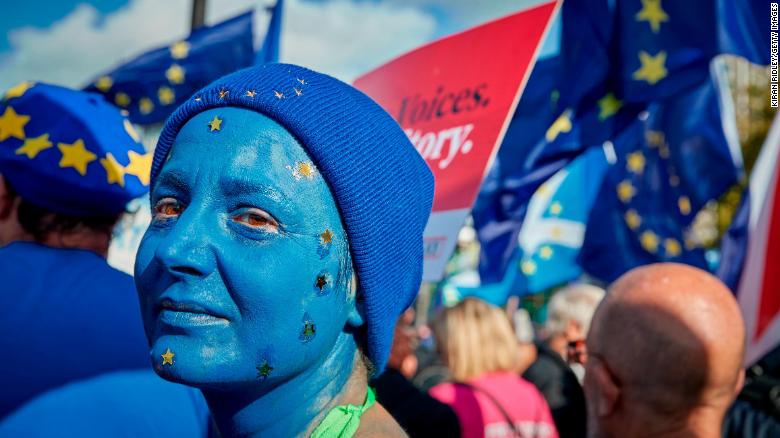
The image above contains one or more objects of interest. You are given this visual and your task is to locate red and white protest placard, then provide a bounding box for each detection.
[354,1,559,281]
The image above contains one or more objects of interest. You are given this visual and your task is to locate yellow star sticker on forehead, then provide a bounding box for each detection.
[126,150,152,186]
[664,238,681,257]
[633,50,668,85]
[208,116,223,132]
[545,110,572,142]
[0,107,30,141]
[166,64,185,85]
[95,76,113,92]
[597,93,622,121]
[161,348,175,366]
[158,86,175,105]
[115,92,131,107]
[4,81,35,100]
[635,0,669,33]
[617,180,637,203]
[139,97,154,115]
[626,151,646,174]
[100,152,126,187]
[169,41,191,59]
[624,209,642,230]
[58,139,96,176]
[640,230,659,253]
[124,119,141,143]
[15,133,53,159]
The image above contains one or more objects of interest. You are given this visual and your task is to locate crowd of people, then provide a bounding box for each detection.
[0,65,777,438]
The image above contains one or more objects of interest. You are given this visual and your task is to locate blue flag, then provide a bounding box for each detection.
[85,12,254,125]
[717,190,750,291]
[718,0,771,65]
[256,0,284,65]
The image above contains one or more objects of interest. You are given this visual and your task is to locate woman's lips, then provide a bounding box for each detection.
[156,298,229,327]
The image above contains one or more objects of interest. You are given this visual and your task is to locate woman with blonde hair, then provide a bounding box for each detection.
[430,298,558,438]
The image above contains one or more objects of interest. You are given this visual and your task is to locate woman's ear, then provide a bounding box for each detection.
[346,292,366,328]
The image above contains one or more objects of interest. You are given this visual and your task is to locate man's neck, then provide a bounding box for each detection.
[605,406,725,438]
[202,333,368,437]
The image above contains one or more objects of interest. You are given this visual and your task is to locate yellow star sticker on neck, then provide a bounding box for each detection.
[161,348,175,366]
[626,151,646,174]
[635,0,669,33]
[0,107,30,141]
[633,50,668,85]
[208,116,223,132]
[170,41,191,59]
[158,86,175,105]
[58,139,96,176]
[545,110,573,142]
[166,64,185,85]
[597,93,622,121]
[100,152,126,187]
[126,150,152,185]
[4,81,35,100]
[15,133,53,159]
[640,230,659,253]
[95,76,113,92]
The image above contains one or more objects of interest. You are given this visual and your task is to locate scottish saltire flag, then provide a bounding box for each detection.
[256,0,284,65]
[84,12,254,125]
[513,145,610,294]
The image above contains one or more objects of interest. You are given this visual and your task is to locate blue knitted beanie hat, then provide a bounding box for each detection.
[151,63,434,373]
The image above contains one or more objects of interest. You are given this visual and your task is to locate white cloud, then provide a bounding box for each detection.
[0,0,436,91]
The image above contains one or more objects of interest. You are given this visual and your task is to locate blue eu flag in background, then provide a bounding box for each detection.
[84,12,255,125]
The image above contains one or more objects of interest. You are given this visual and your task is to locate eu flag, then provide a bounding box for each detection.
[84,12,254,125]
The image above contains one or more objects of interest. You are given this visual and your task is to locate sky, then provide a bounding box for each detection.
[0,0,559,90]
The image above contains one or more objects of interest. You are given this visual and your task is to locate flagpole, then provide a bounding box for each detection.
[191,0,207,31]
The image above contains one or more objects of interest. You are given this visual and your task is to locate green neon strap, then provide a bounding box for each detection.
[310,386,376,438]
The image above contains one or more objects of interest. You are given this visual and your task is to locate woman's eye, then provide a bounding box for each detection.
[232,210,279,233]
[153,198,184,219]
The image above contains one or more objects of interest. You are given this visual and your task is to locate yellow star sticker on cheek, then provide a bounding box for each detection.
[95,76,113,92]
[161,348,175,366]
[208,116,223,132]
[597,93,622,121]
[635,0,669,33]
[100,152,126,187]
[4,81,35,100]
[545,110,573,142]
[0,107,31,141]
[15,133,53,159]
[58,139,96,176]
[166,64,185,85]
[632,50,668,85]
[125,150,152,186]
[169,41,190,59]
[626,151,646,174]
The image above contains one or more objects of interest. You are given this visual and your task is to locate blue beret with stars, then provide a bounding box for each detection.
[0,82,151,216]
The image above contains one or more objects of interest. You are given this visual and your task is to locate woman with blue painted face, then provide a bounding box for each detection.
[134,64,434,437]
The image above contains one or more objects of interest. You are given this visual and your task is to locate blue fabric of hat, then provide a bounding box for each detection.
[151,63,434,373]
[0,82,151,216]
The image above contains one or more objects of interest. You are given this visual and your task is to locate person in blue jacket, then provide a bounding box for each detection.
[0,82,153,417]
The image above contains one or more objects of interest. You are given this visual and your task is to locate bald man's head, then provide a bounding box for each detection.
[584,263,745,436]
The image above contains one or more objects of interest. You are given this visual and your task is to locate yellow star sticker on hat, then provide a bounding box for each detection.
[161,348,175,366]
[95,76,113,92]
[169,40,191,59]
[294,88,303,97]
[617,180,637,203]
[549,201,563,216]
[678,196,691,215]
[539,246,553,260]
[124,119,141,143]
[208,116,223,132]
[115,92,131,107]
[15,133,53,159]
[158,86,175,105]
[126,150,152,186]
[635,0,669,33]
[4,81,35,100]
[58,139,96,176]
[624,209,642,230]
[246,90,256,98]
[545,110,572,142]
[100,152,126,187]
[640,230,659,253]
[274,90,284,99]
[0,107,30,141]
[597,93,622,121]
[166,64,185,85]
[633,50,667,85]
[664,238,681,257]
[139,97,154,115]
[626,151,646,174]
[520,259,537,275]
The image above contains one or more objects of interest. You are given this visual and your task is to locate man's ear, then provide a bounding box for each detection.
[593,360,620,417]
[734,369,746,397]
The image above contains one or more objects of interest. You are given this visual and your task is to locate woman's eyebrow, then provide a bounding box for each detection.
[220,176,287,205]
[155,169,190,191]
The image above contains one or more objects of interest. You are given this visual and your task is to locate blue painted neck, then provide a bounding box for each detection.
[203,332,363,437]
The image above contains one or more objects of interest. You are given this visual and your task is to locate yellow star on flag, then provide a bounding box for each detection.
[58,139,96,176]
[549,201,563,216]
[640,230,659,253]
[115,92,131,107]
[100,152,126,187]
[0,107,30,141]
[539,246,554,260]
[15,133,53,159]
[617,180,637,203]
[550,226,563,239]
[158,86,175,105]
[633,50,668,85]
[161,348,175,366]
[208,116,223,132]
[4,81,35,100]
[139,97,154,115]
[626,151,646,174]
[166,64,185,85]
[645,130,665,148]
[521,259,537,275]
[95,76,113,92]
[635,0,669,33]
[169,41,191,59]
[624,209,642,230]
[597,93,622,121]
[678,196,691,215]
[126,150,152,186]
[664,238,681,257]
[124,119,141,143]
[545,110,573,142]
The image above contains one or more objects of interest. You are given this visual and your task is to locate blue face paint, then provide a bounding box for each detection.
[134,107,364,436]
